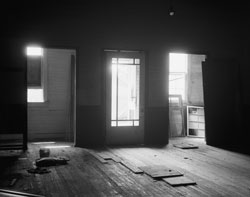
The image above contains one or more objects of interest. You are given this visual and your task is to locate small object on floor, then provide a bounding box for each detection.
[9,178,18,186]
[23,187,29,191]
[35,156,69,167]
[163,176,196,186]
[27,167,51,174]
[139,165,183,178]
[184,157,192,160]
[173,143,199,149]
[39,148,50,158]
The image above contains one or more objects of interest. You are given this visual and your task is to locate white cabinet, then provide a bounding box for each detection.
[187,105,205,137]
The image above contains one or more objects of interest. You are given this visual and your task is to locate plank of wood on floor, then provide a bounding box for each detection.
[96,151,122,163]
[2,139,250,197]
[139,165,183,178]
[163,176,197,187]
[96,151,113,160]
[103,149,143,173]
[120,160,144,174]
[84,149,108,164]
[111,155,122,163]
[173,143,199,149]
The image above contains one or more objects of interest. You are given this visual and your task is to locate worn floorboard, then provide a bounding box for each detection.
[0,138,250,196]
[163,176,196,187]
[139,165,183,178]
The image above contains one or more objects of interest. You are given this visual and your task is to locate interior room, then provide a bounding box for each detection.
[1,1,250,196]
[169,52,206,138]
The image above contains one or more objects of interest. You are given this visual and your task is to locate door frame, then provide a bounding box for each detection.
[27,46,77,144]
[167,50,209,140]
[103,49,146,146]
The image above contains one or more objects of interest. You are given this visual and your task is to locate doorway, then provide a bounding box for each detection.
[168,52,206,139]
[27,47,76,142]
[105,51,145,145]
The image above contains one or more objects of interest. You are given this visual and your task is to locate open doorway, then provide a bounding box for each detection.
[168,52,206,139]
[26,47,76,143]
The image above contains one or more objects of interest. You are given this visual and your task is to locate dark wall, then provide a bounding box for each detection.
[0,68,27,133]
[3,1,250,149]
[0,43,27,149]
[76,106,104,147]
[202,59,243,152]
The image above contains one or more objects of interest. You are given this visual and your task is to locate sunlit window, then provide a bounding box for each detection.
[169,53,188,101]
[26,46,43,56]
[27,88,44,103]
[169,73,186,99]
[26,46,45,103]
[169,53,187,73]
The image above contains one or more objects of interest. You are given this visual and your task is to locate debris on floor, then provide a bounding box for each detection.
[96,151,114,160]
[94,150,143,174]
[96,150,122,163]
[120,160,144,174]
[2,173,23,187]
[139,165,197,187]
[27,168,51,174]
[39,148,50,158]
[184,157,192,160]
[139,165,183,178]
[173,143,199,149]
[35,156,70,167]
[163,176,196,186]
[27,156,70,174]
[9,178,18,186]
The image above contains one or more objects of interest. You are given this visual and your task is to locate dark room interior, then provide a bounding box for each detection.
[1,1,250,196]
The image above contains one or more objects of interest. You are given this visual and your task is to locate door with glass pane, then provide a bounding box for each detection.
[105,51,145,145]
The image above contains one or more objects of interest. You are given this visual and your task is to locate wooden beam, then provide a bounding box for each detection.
[0,189,44,197]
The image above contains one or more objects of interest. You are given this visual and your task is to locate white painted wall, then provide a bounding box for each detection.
[28,48,75,141]
[188,54,206,105]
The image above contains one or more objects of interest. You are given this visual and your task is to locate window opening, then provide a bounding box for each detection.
[169,53,188,101]
[26,46,45,103]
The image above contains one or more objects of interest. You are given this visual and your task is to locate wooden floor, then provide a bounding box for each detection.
[1,137,250,197]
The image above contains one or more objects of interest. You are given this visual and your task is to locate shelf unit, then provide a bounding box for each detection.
[187,105,205,138]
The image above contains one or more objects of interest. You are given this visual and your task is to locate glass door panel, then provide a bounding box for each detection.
[106,52,145,145]
[111,58,140,127]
